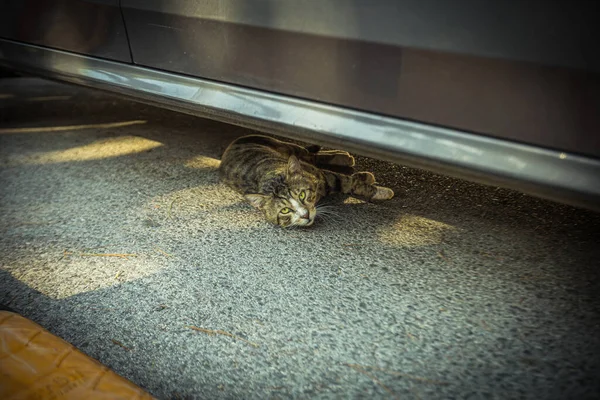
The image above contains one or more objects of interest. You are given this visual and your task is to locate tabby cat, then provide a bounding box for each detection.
[219,135,394,227]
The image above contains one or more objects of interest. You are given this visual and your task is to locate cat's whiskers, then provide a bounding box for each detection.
[315,213,328,222]
[319,211,342,219]
[316,207,334,214]
[317,209,339,216]
[315,205,343,222]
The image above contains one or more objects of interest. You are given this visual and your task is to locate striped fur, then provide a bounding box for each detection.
[219,135,394,227]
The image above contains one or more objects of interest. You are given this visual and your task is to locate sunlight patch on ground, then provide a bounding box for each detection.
[0,120,146,134]
[344,197,364,204]
[152,185,240,213]
[378,214,456,247]
[148,185,265,231]
[184,155,221,170]
[4,252,166,300]
[7,135,162,165]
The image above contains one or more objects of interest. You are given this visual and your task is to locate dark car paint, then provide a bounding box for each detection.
[2,0,598,157]
[0,0,131,62]
[121,0,600,158]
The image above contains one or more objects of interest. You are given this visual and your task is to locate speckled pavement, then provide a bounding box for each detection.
[1,78,600,399]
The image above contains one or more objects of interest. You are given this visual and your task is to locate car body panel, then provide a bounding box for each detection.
[0,0,131,62]
[121,0,600,157]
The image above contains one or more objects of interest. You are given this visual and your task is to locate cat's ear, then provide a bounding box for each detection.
[244,193,269,209]
[287,155,302,175]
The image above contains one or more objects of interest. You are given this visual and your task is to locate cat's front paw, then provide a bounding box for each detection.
[351,172,375,185]
[371,186,394,201]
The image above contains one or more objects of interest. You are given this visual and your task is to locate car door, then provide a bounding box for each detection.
[0,0,131,62]
[121,0,599,158]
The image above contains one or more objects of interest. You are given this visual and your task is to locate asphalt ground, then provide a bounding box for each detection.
[1,78,600,399]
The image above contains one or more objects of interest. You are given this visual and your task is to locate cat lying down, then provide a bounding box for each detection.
[219,135,394,227]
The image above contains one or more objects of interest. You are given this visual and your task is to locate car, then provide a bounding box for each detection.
[1,0,598,211]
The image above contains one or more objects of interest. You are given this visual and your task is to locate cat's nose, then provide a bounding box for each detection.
[300,210,309,219]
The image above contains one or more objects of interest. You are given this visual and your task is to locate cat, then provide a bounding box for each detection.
[219,135,394,227]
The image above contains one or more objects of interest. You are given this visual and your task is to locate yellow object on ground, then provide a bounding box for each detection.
[0,311,154,399]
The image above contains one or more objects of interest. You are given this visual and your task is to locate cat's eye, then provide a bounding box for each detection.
[280,207,292,214]
[299,190,306,201]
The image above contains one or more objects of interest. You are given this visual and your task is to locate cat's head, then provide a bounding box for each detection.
[245,156,319,227]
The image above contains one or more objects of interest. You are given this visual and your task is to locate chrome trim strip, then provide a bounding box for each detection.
[1,39,599,211]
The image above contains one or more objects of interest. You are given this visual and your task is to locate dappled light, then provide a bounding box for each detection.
[0,120,146,134]
[343,197,365,204]
[185,154,221,170]
[4,253,167,300]
[378,214,457,247]
[6,135,162,165]
[148,185,265,231]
